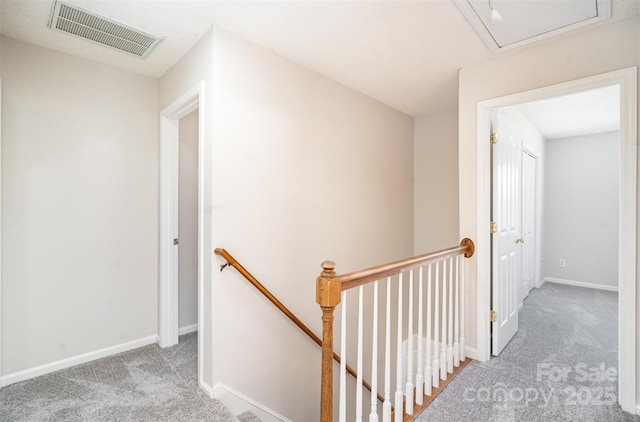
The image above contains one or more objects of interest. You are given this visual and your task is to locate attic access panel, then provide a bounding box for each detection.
[453,0,611,53]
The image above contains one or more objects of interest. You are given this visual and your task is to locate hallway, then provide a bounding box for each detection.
[416,282,636,421]
[0,333,237,421]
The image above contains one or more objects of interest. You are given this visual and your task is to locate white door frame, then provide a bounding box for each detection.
[520,148,537,304]
[475,67,637,413]
[159,83,205,384]
[0,78,3,384]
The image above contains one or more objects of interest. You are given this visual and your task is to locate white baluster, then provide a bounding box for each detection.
[454,256,460,368]
[460,256,466,362]
[447,258,454,374]
[370,281,379,422]
[395,273,403,422]
[405,270,414,415]
[432,262,440,389]
[440,259,447,381]
[356,286,364,422]
[415,267,424,405]
[425,264,432,396]
[383,277,392,422]
[339,291,347,422]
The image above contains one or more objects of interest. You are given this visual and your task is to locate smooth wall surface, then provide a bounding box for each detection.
[543,132,619,288]
[414,109,460,254]
[210,27,413,421]
[178,110,199,329]
[1,37,158,375]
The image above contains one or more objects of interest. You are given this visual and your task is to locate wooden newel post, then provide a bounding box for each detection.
[316,260,341,422]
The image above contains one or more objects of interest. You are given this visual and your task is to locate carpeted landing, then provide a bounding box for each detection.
[415,282,639,422]
[3,283,638,421]
[0,333,242,421]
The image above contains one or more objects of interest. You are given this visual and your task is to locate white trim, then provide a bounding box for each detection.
[463,346,479,361]
[521,148,542,301]
[617,67,637,414]
[636,404,640,416]
[159,82,206,394]
[200,379,215,398]
[0,77,3,385]
[0,335,157,387]
[178,323,198,336]
[475,98,492,364]
[158,111,179,348]
[473,67,637,414]
[213,383,292,422]
[197,99,207,399]
[543,277,618,292]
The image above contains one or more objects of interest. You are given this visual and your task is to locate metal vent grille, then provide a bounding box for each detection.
[48,0,162,58]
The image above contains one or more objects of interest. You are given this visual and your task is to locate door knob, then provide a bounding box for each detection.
[516,238,524,243]
[173,238,179,245]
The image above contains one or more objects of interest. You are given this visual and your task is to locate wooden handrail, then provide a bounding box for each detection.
[340,239,474,291]
[213,248,385,405]
[316,238,475,422]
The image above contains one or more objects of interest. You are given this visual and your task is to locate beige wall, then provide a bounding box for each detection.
[0,26,413,417]
[458,15,639,409]
[209,27,413,420]
[543,132,619,288]
[4,11,638,417]
[1,37,158,375]
[178,110,199,330]
[414,109,459,254]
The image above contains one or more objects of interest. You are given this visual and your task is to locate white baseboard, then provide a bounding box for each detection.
[464,346,480,361]
[544,277,618,292]
[179,323,198,336]
[213,383,291,422]
[0,335,157,388]
[200,379,215,398]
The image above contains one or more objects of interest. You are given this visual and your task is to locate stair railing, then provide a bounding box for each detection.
[317,239,475,422]
[214,248,384,404]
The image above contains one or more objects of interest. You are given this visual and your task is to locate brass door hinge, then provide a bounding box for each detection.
[490,221,497,234]
[490,132,497,144]
[490,310,497,323]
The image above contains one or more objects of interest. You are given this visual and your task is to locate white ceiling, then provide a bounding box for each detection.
[456,0,611,52]
[515,85,620,140]
[1,0,638,116]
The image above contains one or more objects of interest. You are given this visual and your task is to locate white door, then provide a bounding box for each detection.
[491,111,522,356]
[521,151,537,303]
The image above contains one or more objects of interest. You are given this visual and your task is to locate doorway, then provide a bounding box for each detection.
[178,109,199,337]
[0,78,3,382]
[476,67,637,412]
[521,150,536,303]
[491,86,621,354]
[159,83,205,385]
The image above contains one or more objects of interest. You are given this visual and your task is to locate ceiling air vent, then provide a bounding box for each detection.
[48,0,163,58]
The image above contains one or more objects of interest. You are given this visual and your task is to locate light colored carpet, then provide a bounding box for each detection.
[237,410,262,422]
[0,333,239,421]
[415,282,638,421]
